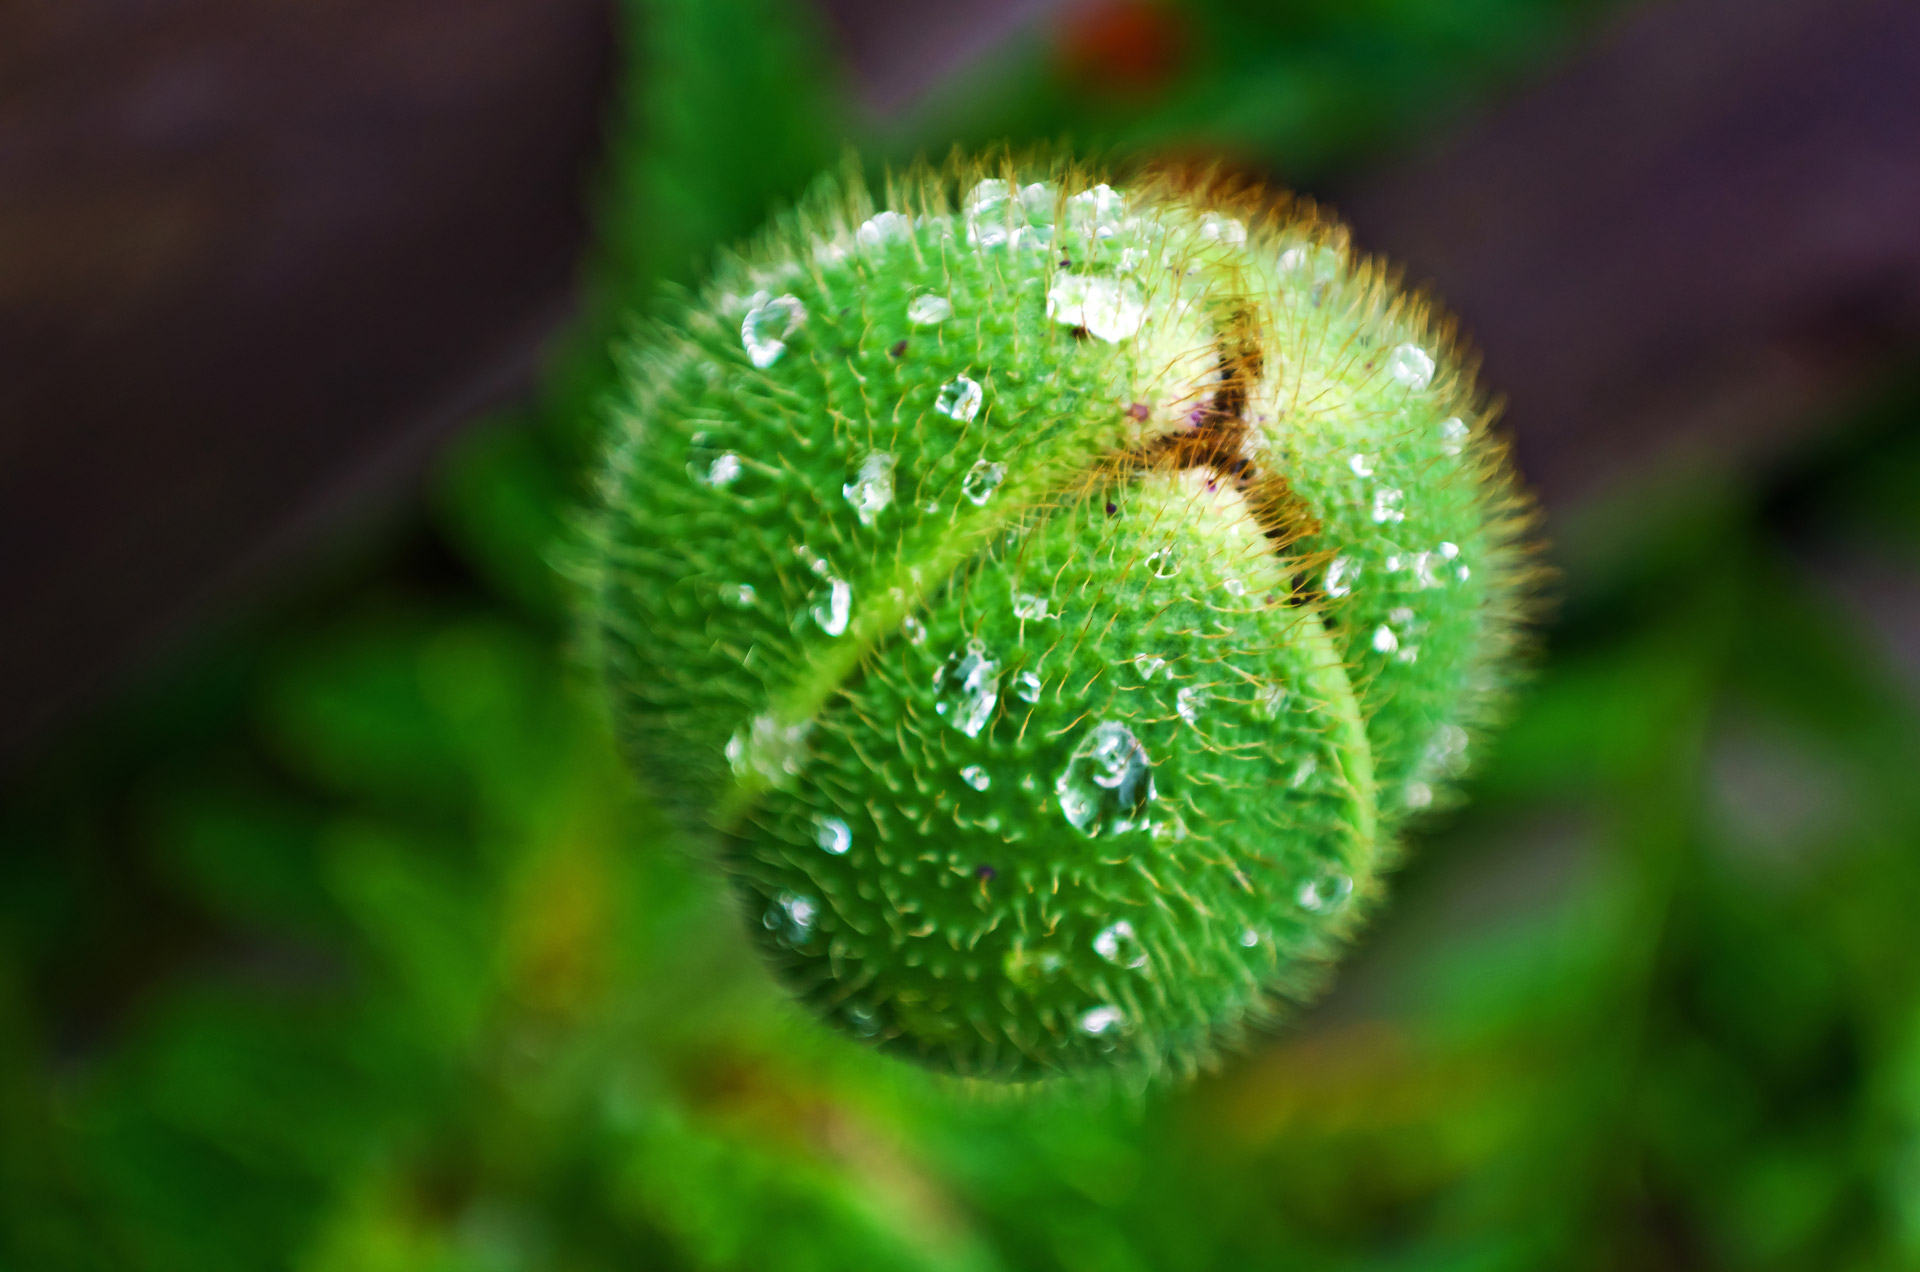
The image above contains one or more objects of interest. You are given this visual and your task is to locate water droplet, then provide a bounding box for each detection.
[1405,781,1434,810]
[1199,213,1247,245]
[1278,243,1343,281]
[1348,453,1374,478]
[961,765,991,792]
[855,210,912,249]
[1372,624,1398,654]
[1146,547,1181,578]
[1325,556,1359,598]
[1015,670,1043,704]
[1289,755,1319,789]
[964,178,1014,248]
[764,891,819,945]
[933,641,1000,738]
[1150,813,1189,841]
[902,614,927,645]
[1019,181,1055,221]
[1440,417,1469,455]
[1296,871,1353,914]
[841,451,896,525]
[1371,487,1406,524]
[1396,644,1421,664]
[1222,577,1248,597]
[704,451,742,488]
[1012,591,1052,621]
[813,577,852,636]
[1056,720,1156,837]
[1424,723,1470,776]
[1438,541,1460,560]
[1457,565,1472,582]
[842,1002,881,1036]
[1385,343,1435,390]
[726,714,812,787]
[1388,606,1416,625]
[907,293,952,325]
[937,375,984,422]
[1258,682,1287,717]
[813,814,851,855]
[1065,183,1126,238]
[962,458,1005,505]
[1239,928,1261,948]
[1409,552,1441,590]
[1177,686,1207,725]
[1046,274,1146,342]
[1093,920,1149,969]
[741,293,807,368]
[1133,653,1166,681]
[1079,1005,1124,1035]
[720,583,756,608]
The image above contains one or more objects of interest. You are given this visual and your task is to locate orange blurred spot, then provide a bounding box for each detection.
[1057,1,1188,96]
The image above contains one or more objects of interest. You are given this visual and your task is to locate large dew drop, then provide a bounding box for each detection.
[1385,343,1436,390]
[1092,921,1149,969]
[813,814,852,855]
[937,375,984,423]
[855,210,911,250]
[1046,274,1146,343]
[1296,871,1354,914]
[1325,556,1359,598]
[962,459,1005,505]
[933,641,1000,738]
[1065,184,1126,239]
[964,178,1014,248]
[764,892,819,946]
[907,293,952,325]
[726,713,812,788]
[813,577,852,636]
[1012,591,1052,621]
[841,451,896,525]
[741,293,807,368]
[1056,720,1156,837]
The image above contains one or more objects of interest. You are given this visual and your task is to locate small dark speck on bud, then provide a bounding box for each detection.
[1125,402,1150,421]
[1059,257,1072,268]
[889,339,908,358]
[1069,325,1091,341]
[1105,501,1118,516]
[974,864,997,880]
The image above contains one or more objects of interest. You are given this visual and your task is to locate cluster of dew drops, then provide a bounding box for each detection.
[708,178,1498,1039]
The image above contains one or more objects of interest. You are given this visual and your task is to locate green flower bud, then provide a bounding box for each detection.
[582,155,1533,1081]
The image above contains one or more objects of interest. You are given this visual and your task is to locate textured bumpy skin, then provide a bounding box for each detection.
[583,156,1531,1081]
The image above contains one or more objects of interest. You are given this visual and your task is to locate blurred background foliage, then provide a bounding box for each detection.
[7,0,1920,1268]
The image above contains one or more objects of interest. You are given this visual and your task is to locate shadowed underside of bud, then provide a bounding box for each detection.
[583,153,1533,1081]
